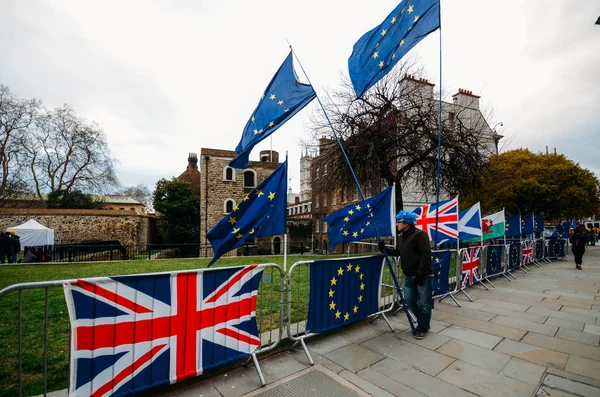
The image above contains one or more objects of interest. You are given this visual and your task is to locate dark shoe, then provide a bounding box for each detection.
[414,328,427,340]
[576,265,582,270]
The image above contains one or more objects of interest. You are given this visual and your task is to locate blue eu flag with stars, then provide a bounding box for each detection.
[505,213,522,238]
[324,186,395,249]
[207,160,287,266]
[432,251,450,297]
[230,52,316,169]
[348,0,441,98]
[521,213,535,235]
[306,256,384,334]
[534,215,544,233]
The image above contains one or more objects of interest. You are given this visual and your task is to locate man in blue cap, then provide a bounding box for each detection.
[378,210,433,339]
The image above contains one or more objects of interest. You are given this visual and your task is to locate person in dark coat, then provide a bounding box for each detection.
[378,210,433,339]
[569,226,587,270]
[0,232,9,264]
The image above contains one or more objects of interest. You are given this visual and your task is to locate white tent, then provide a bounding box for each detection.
[7,219,55,251]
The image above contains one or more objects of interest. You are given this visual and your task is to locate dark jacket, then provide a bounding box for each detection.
[569,230,586,252]
[386,225,433,277]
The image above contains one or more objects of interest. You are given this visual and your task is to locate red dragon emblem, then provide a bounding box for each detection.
[482,219,493,234]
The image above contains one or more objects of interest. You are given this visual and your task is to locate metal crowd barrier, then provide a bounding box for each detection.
[0,263,285,395]
[286,255,396,365]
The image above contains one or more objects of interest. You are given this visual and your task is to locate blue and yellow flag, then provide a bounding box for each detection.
[508,242,521,270]
[348,0,441,98]
[521,213,535,235]
[485,245,503,276]
[230,52,316,169]
[432,251,450,297]
[505,213,521,238]
[534,215,544,233]
[306,256,384,334]
[207,160,287,266]
[324,186,395,249]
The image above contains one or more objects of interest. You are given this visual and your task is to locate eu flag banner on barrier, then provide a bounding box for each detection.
[63,265,264,397]
[461,247,481,288]
[230,52,316,169]
[432,251,451,297]
[348,0,441,97]
[522,240,534,264]
[413,197,459,244]
[547,239,566,258]
[521,213,535,235]
[505,213,522,238]
[486,245,503,276]
[458,202,482,241]
[306,255,384,334]
[324,186,395,249]
[535,239,544,260]
[534,215,544,233]
[207,160,287,266]
[508,242,521,270]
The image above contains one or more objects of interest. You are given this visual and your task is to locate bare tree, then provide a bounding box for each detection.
[307,61,495,210]
[116,184,152,210]
[21,104,119,205]
[0,85,40,203]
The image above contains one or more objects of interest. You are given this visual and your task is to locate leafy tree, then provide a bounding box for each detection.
[116,184,152,210]
[461,149,600,219]
[153,178,200,243]
[46,189,101,209]
[307,63,495,210]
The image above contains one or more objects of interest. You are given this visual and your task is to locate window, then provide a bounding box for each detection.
[224,199,235,214]
[223,166,235,181]
[243,170,256,188]
[315,218,320,233]
[331,193,337,206]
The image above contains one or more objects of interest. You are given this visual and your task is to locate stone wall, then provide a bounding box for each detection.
[0,209,155,246]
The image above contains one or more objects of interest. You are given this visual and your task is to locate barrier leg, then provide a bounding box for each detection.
[501,272,512,281]
[298,337,314,366]
[251,352,266,386]
[506,270,518,280]
[458,289,474,302]
[373,313,395,332]
[483,277,496,288]
[477,280,490,291]
[439,291,462,307]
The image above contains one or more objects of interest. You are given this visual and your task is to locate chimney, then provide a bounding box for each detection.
[187,152,198,170]
[452,88,480,110]
[401,73,435,99]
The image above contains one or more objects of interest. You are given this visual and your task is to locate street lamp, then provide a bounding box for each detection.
[491,122,504,155]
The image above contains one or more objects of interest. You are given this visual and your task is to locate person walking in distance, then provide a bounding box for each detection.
[569,225,587,270]
[378,210,433,339]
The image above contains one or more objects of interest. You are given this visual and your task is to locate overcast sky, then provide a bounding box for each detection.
[1,0,599,194]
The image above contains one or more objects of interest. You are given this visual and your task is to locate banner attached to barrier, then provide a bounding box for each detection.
[306,255,384,334]
[432,251,451,296]
[547,238,566,258]
[461,247,482,288]
[508,243,521,270]
[522,240,534,265]
[63,265,264,397]
[485,245,503,277]
[534,239,544,261]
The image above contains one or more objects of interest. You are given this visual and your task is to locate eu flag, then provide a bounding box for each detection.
[432,251,450,297]
[230,52,316,169]
[348,0,441,97]
[508,242,521,270]
[207,160,287,266]
[505,213,521,238]
[306,255,384,334]
[521,213,535,235]
[324,186,395,249]
[534,215,544,233]
[486,245,503,276]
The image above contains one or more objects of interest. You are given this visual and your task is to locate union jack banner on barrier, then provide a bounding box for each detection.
[461,247,481,289]
[522,240,534,264]
[64,265,264,397]
[413,197,459,244]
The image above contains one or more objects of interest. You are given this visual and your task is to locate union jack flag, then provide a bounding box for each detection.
[461,247,481,289]
[64,265,264,397]
[522,240,534,264]
[413,197,459,243]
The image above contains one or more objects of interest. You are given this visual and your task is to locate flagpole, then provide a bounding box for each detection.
[434,6,443,251]
[289,44,417,334]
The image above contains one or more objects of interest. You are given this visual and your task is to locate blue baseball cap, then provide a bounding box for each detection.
[395,210,416,225]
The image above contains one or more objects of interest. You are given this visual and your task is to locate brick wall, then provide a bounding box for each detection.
[0,209,155,245]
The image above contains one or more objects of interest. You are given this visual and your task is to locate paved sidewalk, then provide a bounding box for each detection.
[160,246,600,397]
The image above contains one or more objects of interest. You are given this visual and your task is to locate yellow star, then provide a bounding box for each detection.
[337,267,344,276]
[358,295,363,302]
[343,230,349,236]
[249,228,255,234]
[253,129,259,135]
[381,29,387,37]
[344,312,350,321]
[355,265,361,273]
[360,273,364,280]
[435,257,440,263]
[261,94,265,99]
[251,116,255,122]
[330,277,337,286]
[348,209,354,215]
[236,233,243,239]
[243,195,250,201]
[284,108,289,112]
[232,227,240,234]
[256,190,264,198]
[400,39,405,46]
[360,228,365,233]
[367,204,371,209]
[353,305,358,313]
[414,15,419,23]
[228,217,237,225]
[379,61,384,68]
[355,204,361,211]
[360,282,365,290]
[366,221,371,226]
[329,301,336,310]
[270,94,276,100]
[269,121,275,127]
[328,289,334,298]
[335,310,341,319]
[277,100,284,105]
[352,232,358,238]
[344,217,350,222]
[347,263,353,271]
[391,16,397,23]
[234,205,241,212]
[268,191,276,201]
[408,5,414,13]
[373,51,379,59]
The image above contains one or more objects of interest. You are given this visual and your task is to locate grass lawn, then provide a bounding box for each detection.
[0,254,344,396]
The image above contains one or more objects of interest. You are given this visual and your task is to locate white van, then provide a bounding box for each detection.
[584,220,600,229]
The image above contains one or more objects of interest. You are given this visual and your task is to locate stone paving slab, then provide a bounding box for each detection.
[324,343,386,373]
[527,306,598,324]
[437,360,536,397]
[436,339,511,372]
[442,313,527,340]
[499,357,546,386]
[493,339,569,369]
[491,315,559,336]
[287,346,345,373]
[583,323,600,336]
[479,304,549,324]
[540,373,600,397]
[555,327,600,346]
[438,324,503,349]
[544,316,585,331]
[474,297,530,312]
[549,297,593,309]
[502,296,563,310]
[522,332,600,361]
[564,355,600,380]
[395,328,451,350]
[561,305,600,319]
[352,367,426,397]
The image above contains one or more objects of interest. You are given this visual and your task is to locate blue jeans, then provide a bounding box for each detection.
[403,275,433,331]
